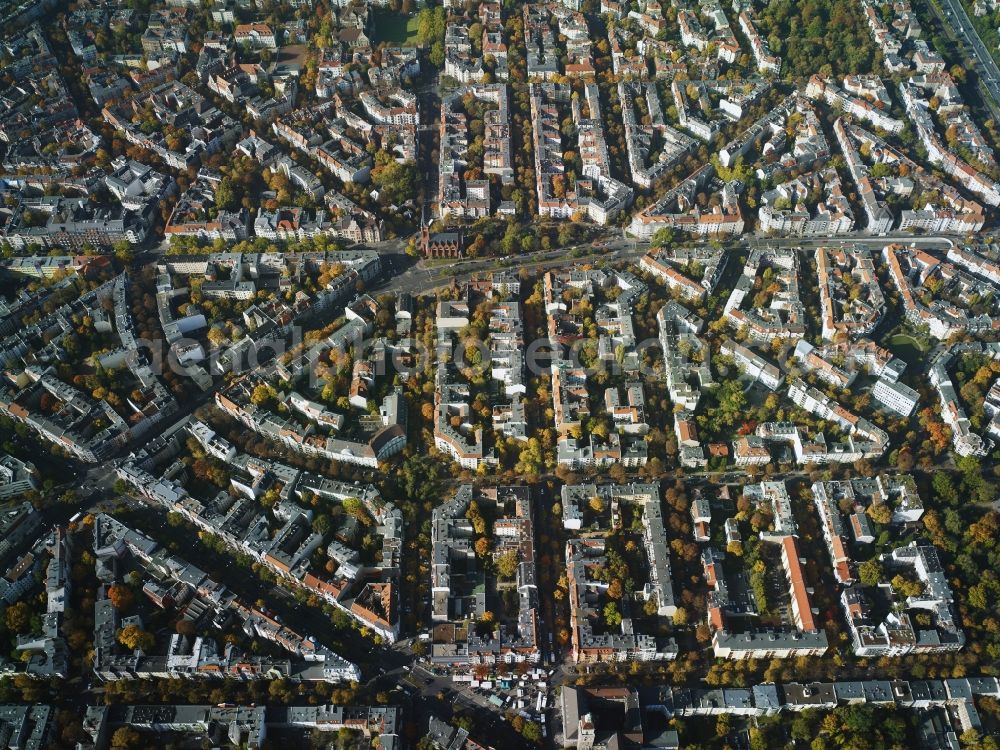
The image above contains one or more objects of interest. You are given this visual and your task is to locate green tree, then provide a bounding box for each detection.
[214,176,239,212]
[112,240,134,264]
[858,557,883,587]
[372,154,418,206]
[603,601,622,627]
[521,720,542,743]
[430,41,444,67]
[312,514,331,535]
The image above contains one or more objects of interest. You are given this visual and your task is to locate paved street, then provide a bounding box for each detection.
[12,228,974,748]
[9,0,1000,745]
[47,230,966,524]
[380,233,957,298]
[933,0,1000,111]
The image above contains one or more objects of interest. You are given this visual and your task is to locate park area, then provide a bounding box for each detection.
[372,10,421,44]
[887,332,931,365]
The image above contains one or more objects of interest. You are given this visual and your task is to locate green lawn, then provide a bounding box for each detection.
[888,333,931,365]
[372,11,420,45]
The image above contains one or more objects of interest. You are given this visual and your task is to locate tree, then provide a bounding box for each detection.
[110,727,142,749]
[416,6,446,47]
[757,0,877,78]
[858,557,883,587]
[399,455,446,504]
[603,601,622,627]
[341,497,369,524]
[968,511,999,548]
[312,514,331,535]
[430,40,444,67]
[117,624,154,652]
[607,463,626,483]
[521,720,542,743]
[968,584,989,610]
[4,601,31,634]
[107,584,136,612]
[207,326,227,348]
[214,176,239,211]
[371,154,418,206]
[607,579,623,599]
[932,471,959,506]
[112,240,134,264]
[250,383,275,406]
[891,574,923,598]
[468,22,484,47]
[495,550,519,579]
[866,502,892,526]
